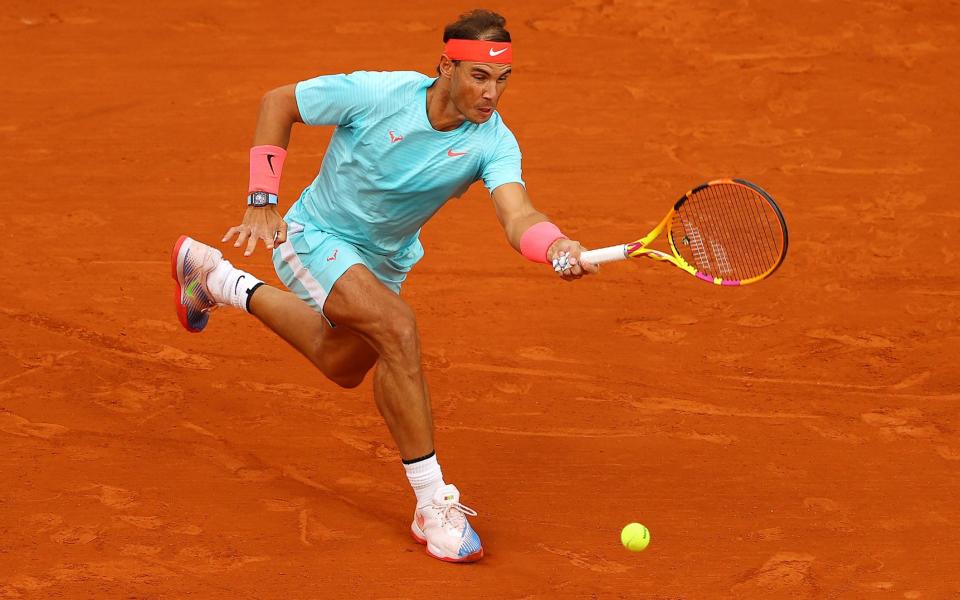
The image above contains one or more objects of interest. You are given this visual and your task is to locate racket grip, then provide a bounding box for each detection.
[580,245,628,265]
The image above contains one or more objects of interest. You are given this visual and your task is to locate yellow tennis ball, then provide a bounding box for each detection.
[620,522,650,552]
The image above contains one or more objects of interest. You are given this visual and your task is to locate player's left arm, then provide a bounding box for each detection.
[491,182,598,280]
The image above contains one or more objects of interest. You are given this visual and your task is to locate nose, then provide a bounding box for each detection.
[482,80,497,100]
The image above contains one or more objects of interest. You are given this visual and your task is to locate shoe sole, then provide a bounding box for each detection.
[410,526,484,563]
[171,235,202,333]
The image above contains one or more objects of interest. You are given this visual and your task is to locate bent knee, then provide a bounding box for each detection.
[329,369,368,389]
[377,305,419,354]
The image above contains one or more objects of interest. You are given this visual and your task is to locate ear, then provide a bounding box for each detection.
[438,54,456,79]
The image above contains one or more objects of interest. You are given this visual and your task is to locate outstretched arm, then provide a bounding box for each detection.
[223,84,304,256]
[491,182,598,280]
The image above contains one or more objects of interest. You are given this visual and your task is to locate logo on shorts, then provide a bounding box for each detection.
[326,249,339,262]
[388,130,404,143]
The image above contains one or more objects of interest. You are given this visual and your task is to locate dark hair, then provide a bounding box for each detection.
[443,9,511,43]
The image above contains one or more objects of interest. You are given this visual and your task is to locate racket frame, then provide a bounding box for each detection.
[580,178,788,286]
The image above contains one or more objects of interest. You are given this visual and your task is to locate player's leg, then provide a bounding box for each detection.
[174,233,433,444]
[313,264,433,457]
[314,264,482,563]
[173,234,482,562]
[246,285,377,389]
[172,235,377,388]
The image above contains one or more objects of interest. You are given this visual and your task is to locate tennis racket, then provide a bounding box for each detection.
[580,179,788,286]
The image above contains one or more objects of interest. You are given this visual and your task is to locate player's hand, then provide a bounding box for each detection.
[222,206,288,256]
[547,239,599,281]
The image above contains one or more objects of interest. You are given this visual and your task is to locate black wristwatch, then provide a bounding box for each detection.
[247,191,278,207]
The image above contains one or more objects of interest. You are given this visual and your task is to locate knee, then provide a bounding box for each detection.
[377,305,419,358]
[329,369,368,389]
[312,338,376,388]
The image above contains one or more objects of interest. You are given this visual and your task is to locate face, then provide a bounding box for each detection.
[447,60,512,124]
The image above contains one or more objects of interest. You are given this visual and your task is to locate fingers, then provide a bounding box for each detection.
[222,226,240,244]
[552,250,598,281]
[563,257,584,280]
[579,256,600,274]
[267,221,287,250]
[553,251,581,280]
[563,256,581,280]
[222,221,286,256]
[274,220,288,245]
[243,231,258,256]
[550,241,600,281]
[233,227,250,250]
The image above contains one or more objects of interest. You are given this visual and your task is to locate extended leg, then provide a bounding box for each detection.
[172,235,378,388]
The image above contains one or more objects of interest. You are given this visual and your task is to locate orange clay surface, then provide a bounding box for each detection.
[2,1,959,598]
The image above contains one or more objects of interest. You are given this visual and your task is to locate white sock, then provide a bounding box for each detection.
[207,260,262,313]
[403,452,445,508]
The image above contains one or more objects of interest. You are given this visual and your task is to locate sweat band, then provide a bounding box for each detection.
[443,39,512,64]
[248,145,287,195]
[520,221,567,264]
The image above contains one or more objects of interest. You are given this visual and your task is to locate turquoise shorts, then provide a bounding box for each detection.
[272,221,419,321]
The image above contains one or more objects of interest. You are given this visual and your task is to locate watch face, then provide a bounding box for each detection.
[251,191,268,207]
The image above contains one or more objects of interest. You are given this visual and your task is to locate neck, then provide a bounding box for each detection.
[426,80,467,132]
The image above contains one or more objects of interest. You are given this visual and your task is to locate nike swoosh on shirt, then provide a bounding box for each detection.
[447,149,467,157]
[489,48,508,57]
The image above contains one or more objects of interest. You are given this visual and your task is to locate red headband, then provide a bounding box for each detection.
[443,39,512,63]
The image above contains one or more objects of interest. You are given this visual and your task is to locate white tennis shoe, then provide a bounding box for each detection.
[172,236,223,332]
[410,484,484,563]
[172,236,253,332]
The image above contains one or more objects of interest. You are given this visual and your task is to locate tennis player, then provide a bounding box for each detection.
[172,9,597,563]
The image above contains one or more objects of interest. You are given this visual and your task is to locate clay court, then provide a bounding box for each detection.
[2,0,959,597]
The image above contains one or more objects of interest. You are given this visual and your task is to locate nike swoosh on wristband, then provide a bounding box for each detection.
[447,149,467,157]
[266,154,276,175]
[489,48,508,57]
[234,274,246,295]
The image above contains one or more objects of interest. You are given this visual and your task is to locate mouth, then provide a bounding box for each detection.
[477,107,494,117]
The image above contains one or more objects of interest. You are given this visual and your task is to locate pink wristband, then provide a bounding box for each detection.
[519,221,567,264]
[248,145,287,195]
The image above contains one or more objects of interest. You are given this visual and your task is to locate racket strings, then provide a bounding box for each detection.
[671,183,784,281]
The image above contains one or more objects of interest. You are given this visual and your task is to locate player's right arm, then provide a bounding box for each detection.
[222,84,303,256]
[224,71,407,255]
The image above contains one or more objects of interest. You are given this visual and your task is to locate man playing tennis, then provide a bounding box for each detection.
[172,9,597,563]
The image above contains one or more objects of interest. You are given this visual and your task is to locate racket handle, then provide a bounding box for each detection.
[580,245,628,265]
